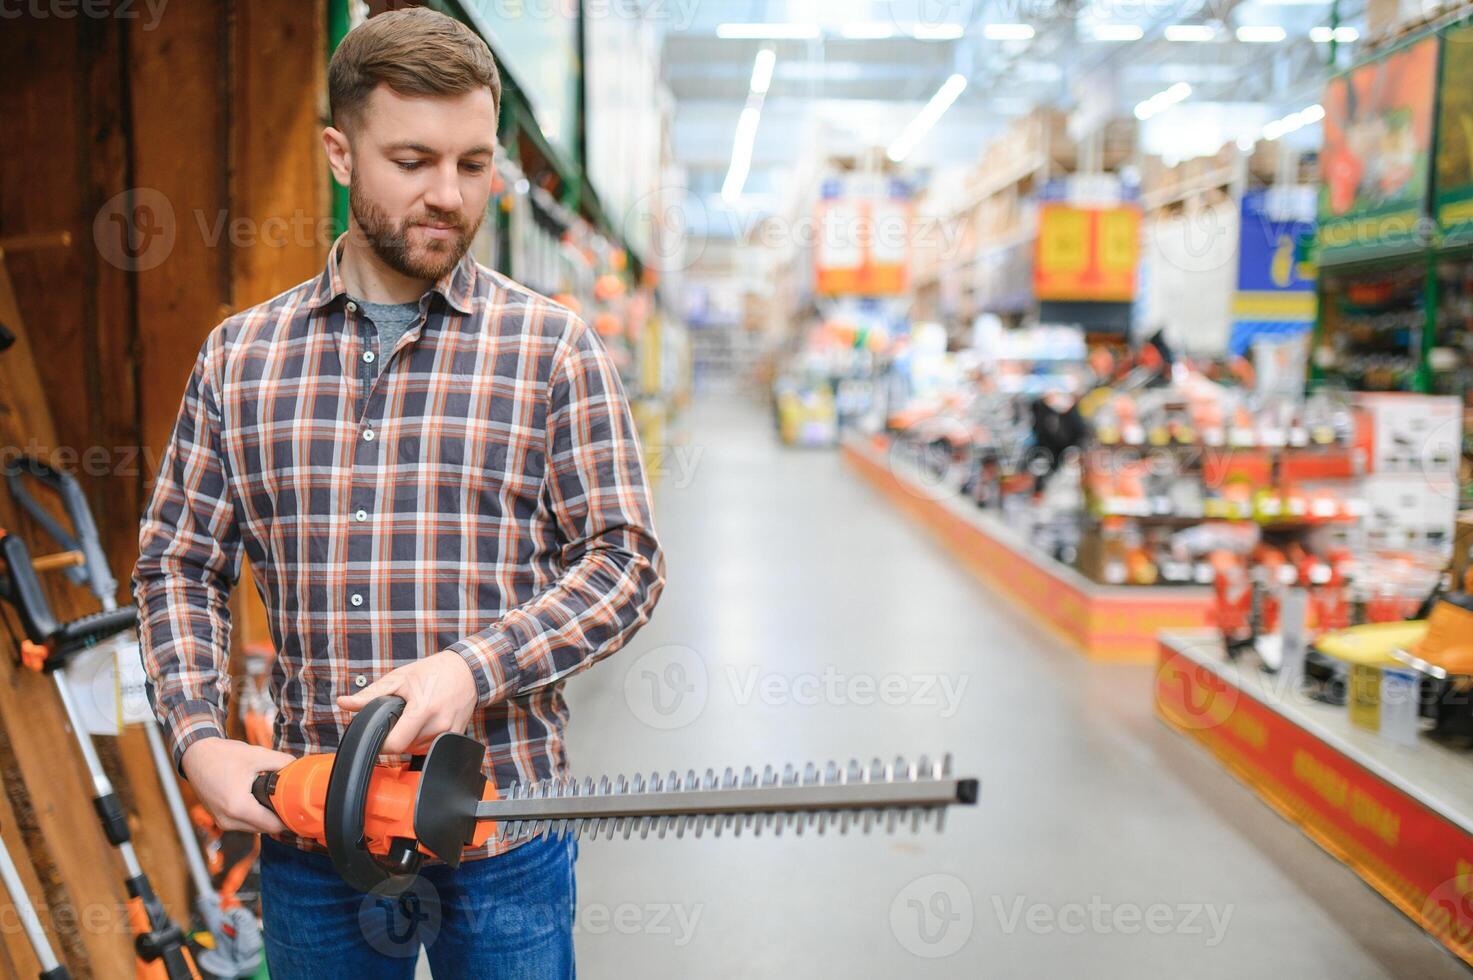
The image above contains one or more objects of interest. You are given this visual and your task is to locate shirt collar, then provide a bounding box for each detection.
[307,230,477,315]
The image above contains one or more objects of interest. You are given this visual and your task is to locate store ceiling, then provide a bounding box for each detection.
[657,0,1367,217]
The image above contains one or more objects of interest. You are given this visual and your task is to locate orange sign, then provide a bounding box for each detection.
[815,198,911,297]
[1034,203,1141,302]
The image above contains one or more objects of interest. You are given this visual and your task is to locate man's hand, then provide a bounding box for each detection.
[181,737,297,834]
[336,651,478,755]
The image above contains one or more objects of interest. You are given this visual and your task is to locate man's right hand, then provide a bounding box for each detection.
[181,736,297,835]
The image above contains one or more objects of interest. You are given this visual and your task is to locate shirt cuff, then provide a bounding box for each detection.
[161,699,229,777]
[447,630,519,705]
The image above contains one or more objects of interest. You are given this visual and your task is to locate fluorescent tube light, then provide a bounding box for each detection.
[887,73,968,162]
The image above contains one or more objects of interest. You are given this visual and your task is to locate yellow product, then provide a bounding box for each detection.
[1315,621,1428,668]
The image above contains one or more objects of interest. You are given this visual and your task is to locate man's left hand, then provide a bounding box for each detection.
[336,651,479,755]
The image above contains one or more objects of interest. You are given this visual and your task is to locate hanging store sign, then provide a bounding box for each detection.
[1318,33,1440,264]
[814,176,911,297]
[1033,203,1140,303]
[1436,22,1473,245]
[1231,188,1318,349]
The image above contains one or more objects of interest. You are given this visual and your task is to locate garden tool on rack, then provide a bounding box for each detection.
[3,457,263,979]
[0,527,198,980]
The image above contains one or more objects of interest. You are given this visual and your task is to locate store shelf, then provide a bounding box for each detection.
[949,151,1049,216]
[1157,630,1473,968]
[1140,164,1241,213]
[844,435,1213,662]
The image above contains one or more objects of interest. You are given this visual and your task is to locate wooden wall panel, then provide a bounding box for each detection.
[231,0,330,651]
[233,0,330,308]
[1,0,336,973]
[128,1,233,457]
[0,5,186,973]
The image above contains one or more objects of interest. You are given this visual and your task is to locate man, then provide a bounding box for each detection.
[132,8,664,977]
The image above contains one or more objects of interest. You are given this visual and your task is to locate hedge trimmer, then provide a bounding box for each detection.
[253,696,979,894]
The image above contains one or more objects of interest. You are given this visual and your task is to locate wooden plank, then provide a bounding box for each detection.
[80,0,146,619]
[230,0,330,654]
[129,0,233,458]
[232,0,330,309]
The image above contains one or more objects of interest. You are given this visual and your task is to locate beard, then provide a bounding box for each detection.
[348,170,483,281]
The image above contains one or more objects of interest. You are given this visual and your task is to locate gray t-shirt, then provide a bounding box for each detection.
[351,296,422,379]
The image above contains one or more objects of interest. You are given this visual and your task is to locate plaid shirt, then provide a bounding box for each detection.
[132,233,665,859]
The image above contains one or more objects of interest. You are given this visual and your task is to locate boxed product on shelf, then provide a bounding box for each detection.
[1360,473,1459,550]
[1354,392,1462,475]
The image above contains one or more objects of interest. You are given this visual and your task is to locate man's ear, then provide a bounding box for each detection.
[323,126,353,189]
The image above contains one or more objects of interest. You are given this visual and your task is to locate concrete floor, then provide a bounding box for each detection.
[430,394,1471,978]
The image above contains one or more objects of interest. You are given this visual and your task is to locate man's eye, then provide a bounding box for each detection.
[396,160,424,171]
[462,163,487,174]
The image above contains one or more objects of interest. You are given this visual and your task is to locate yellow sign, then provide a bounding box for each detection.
[1034,204,1140,302]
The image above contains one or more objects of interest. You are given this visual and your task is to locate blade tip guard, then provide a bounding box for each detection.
[413,732,489,867]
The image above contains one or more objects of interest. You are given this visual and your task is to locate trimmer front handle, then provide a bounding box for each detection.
[324,695,424,891]
[251,695,495,895]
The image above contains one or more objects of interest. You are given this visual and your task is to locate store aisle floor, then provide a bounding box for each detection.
[551,396,1463,978]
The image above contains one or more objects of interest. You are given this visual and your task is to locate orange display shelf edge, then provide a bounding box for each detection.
[843,438,1213,663]
[1156,639,1473,967]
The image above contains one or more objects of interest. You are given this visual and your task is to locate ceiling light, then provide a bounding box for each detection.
[1262,103,1323,141]
[840,22,896,39]
[887,73,968,163]
[716,22,819,40]
[905,23,965,40]
[1310,25,1359,42]
[722,104,762,201]
[1165,24,1218,41]
[1236,25,1287,42]
[749,47,776,95]
[984,23,1036,40]
[1133,81,1193,120]
[1093,24,1145,41]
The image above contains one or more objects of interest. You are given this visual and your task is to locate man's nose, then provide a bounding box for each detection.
[423,161,464,215]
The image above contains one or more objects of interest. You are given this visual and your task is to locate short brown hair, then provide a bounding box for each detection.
[329,7,501,135]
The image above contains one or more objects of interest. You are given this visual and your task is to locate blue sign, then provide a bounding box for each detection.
[1230,189,1318,354]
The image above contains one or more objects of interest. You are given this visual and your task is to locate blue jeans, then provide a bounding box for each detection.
[259,834,577,979]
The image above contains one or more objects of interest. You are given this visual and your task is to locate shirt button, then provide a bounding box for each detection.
[362,428,375,442]
[354,508,368,522]
[354,675,368,688]
[350,593,364,607]
[363,350,376,364]
[346,301,358,313]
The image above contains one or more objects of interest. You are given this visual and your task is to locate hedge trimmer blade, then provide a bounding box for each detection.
[411,732,977,863]
[486,755,974,844]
